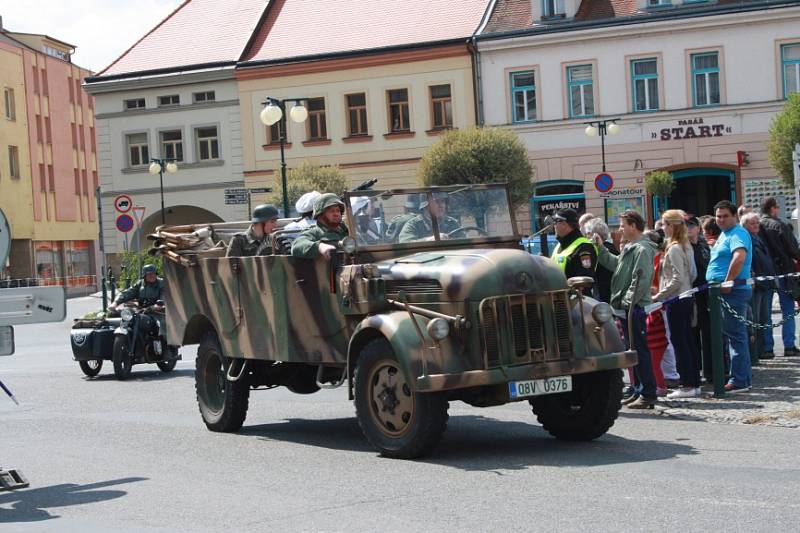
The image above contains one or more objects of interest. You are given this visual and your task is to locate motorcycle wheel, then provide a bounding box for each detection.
[112,336,133,380]
[78,359,103,377]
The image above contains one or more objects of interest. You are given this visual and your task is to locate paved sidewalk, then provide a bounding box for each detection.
[650,353,800,427]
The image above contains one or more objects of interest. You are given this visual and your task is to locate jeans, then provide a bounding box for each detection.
[620,307,657,399]
[722,288,753,388]
[667,298,700,388]
[753,288,773,358]
[694,292,713,379]
[764,280,795,351]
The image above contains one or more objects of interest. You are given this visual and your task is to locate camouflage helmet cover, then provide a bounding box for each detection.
[313,193,345,219]
[251,204,279,224]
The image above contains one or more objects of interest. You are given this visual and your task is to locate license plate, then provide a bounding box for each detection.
[508,375,572,399]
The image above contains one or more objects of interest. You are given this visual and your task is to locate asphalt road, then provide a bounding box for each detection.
[2,296,799,532]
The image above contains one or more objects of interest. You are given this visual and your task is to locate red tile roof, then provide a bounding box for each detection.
[98,0,268,77]
[243,0,492,64]
[575,0,639,21]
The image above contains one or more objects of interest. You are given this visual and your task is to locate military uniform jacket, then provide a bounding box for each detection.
[384,213,417,243]
[291,222,349,259]
[398,214,459,243]
[227,227,271,257]
[115,278,165,308]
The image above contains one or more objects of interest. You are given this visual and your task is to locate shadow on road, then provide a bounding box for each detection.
[243,414,697,470]
[0,476,147,523]
[82,368,194,383]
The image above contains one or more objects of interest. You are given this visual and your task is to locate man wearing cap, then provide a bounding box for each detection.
[285,191,322,232]
[384,194,421,243]
[550,208,598,280]
[291,193,349,260]
[227,204,279,257]
[398,192,459,243]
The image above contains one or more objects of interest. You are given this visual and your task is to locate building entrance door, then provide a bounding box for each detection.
[653,167,736,218]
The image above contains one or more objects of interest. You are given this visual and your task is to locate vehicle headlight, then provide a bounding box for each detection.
[120,308,134,322]
[340,236,357,254]
[592,303,613,325]
[426,318,450,340]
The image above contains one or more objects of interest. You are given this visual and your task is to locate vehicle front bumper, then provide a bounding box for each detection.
[415,350,637,392]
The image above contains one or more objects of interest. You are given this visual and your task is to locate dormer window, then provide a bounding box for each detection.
[647,0,672,7]
[542,0,566,18]
[43,45,70,62]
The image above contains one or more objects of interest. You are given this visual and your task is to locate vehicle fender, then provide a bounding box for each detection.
[347,311,465,398]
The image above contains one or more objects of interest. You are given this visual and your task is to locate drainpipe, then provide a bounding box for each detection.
[468,37,484,126]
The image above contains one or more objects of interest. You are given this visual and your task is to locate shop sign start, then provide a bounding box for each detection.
[651,117,733,141]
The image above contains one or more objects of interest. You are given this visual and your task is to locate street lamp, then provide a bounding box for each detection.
[259,97,310,216]
[584,118,620,172]
[149,158,179,226]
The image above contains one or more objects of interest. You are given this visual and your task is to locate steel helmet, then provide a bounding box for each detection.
[251,204,279,224]
[404,194,421,210]
[141,264,157,275]
[313,193,345,219]
[295,191,322,216]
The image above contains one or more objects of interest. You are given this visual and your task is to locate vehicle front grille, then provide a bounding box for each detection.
[385,279,442,295]
[479,291,573,368]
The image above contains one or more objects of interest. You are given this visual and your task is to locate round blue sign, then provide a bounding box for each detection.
[116,214,134,233]
[594,173,614,193]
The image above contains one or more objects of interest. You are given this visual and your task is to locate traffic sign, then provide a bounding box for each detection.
[594,173,614,193]
[114,194,133,213]
[249,187,273,194]
[132,206,146,226]
[116,214,134,233]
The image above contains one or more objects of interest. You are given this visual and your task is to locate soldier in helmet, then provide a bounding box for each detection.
[109,263,166,322]
[291,193,349,261]
[384,193,421,243]
[226,203,279,257]
[398,191,459,243]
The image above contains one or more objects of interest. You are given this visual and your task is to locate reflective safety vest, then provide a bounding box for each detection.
[551,236,597,272]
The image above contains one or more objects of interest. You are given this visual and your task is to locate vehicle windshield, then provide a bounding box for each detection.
[346,186,515,246]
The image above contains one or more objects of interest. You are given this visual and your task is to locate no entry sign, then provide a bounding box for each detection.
[594,173,614,194]
[116,214,134,233]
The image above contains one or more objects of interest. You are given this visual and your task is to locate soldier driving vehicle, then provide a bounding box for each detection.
[291,193,349,260]
[155,183,635,459]
[550,208,598,281]
[226,203,279,257]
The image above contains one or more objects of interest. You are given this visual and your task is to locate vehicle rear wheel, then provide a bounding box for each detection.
[112,336,133,380]
[78,359,103,377]
[529,370,622,441]
[354,338,448,459]
[195,332,249,432]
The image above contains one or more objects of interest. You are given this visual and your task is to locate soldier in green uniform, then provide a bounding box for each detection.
[398,192,459,243]
[384,194,421,243]
[109,264,166,328]
[226,204,279,257]
[291,193,349,261]
[550,208,598,280]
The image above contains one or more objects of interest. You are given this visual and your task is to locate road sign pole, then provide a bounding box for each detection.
[96,187,108,312]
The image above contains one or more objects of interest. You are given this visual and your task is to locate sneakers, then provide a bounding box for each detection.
[783,347,799,357]
[626,396,655,409]
[666,387,701,399]
[622,386,636,400]
[724,383,752,394]
[760,351,775,360]
[621,394,640,405]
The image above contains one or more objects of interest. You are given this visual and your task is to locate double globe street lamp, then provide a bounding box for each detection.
[149,158,179,226]
[584,119,620,173]
[259,97,310,216]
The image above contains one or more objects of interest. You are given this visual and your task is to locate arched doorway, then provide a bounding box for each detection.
[651,164,739,220]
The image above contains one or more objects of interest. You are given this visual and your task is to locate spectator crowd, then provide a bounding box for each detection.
[551,196,800,409]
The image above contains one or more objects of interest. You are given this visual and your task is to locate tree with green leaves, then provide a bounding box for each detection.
[268,160,349,210]
[417,127,533,210]
[768,93,800,187]
[645,170,675,211]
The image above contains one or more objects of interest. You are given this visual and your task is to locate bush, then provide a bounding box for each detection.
[417,127,533,210]
[645,170,675,201]
[767,93,800,187]
[268,160,348,211]
[116,250,162,289]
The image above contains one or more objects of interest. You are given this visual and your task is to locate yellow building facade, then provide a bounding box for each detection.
[237,46,477,197]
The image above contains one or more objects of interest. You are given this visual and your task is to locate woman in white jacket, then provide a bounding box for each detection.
[653,209,701,399]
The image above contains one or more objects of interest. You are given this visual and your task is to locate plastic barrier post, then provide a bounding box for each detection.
[709,285,725,398]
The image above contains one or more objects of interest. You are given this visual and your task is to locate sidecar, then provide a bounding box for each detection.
[70,316,121,377]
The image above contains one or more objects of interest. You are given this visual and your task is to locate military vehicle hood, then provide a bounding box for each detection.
[376,248,566,301]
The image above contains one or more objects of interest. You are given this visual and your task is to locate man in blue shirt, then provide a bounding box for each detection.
[706,200,753,393]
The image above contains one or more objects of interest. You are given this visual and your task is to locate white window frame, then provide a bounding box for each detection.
[124,98,145,111]
[125,132,149,167]
[157,94,180,107]
[159,129,184,162]
[192,91,216,104]
[195,125,220,161]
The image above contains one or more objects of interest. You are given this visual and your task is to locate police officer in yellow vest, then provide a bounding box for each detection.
[550,208,598,280]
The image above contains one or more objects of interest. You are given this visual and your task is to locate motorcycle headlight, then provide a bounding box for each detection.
[592,303,613,325]
[120,308,134,322]
[426,318,450,340]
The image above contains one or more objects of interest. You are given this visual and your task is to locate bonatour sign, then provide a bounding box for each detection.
[648,117,737,141]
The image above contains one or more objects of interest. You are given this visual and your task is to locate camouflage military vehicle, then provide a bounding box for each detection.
[156,184,636,459]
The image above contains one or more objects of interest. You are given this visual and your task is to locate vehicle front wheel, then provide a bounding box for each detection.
[354,338,448,459]
[112,336,133,380]
[78,359,103,377]
[529,369,623,441]
[195,332,249,432]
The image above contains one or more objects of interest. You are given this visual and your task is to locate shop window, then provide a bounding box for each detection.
[35,241,64,282]
[66,241,92,285]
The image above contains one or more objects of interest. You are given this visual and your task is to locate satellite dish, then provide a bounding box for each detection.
[0,208,10,268]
